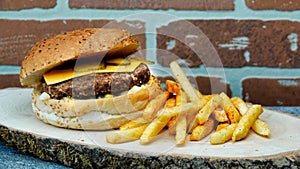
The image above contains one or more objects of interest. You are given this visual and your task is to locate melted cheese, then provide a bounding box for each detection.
[44,59,144,85]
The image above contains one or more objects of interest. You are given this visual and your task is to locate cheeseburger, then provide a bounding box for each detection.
[20,28,161,130]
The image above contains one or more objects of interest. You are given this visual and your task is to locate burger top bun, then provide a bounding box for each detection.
[20,28,139,87]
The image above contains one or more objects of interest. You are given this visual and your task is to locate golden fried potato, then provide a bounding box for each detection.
[176,90,188,106]
[106,124,148,144]
[167,115,177,135]
[197,95,222,125]
[213,108,229,123]
[165,97,176,108]
[170,61,200,102]
[210,123,237,145]
[166,80,181,94]
[231,97,249,115]
[219,92,241,123]
[143,91,169,121]
[232,105,263,141]
[186,95,211,133]
[140,116,170,144]
[190,118,215,141]
[231,97,271,137]
[119,117,148,130]
[215,123,230,132]
[175,114,187,145]
[164,97,177,135]
[251,119,271,137]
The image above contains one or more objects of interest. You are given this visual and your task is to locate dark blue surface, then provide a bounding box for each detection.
[0,107,299,168]
[0,141,69,169]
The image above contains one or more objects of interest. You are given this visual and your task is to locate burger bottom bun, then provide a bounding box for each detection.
[33,103,143,130]
[32,75,161,130]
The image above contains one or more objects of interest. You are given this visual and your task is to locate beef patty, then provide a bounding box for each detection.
[41,63,150,99]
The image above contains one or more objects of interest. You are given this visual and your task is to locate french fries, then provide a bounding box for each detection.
[166,80,181,94]
[196,95,222,125]
[215,123,230,132]
[190,118,215,141]
[143,91,169,121]
[210,123,237,145]
[140,116,171,144]
[176,90,188,106]
[175,113,187,145]
[165,97,176,108]
[170,61,201,102]
[232,105,263,141]
[187,96,211,133]
[106,61,271,146]
[220,92,241,123]
[168,90,188,135]
[158,102,199,122]
[167,116,177,135]
[106,124,148,144]
[231,97,248,115]
[231,97,271,137]
[213,108,229,123]
[119,117,148,130]
[251,119,271,137]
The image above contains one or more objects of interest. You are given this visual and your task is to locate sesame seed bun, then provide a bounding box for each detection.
[19,28,162,130]
[20,28,139,87]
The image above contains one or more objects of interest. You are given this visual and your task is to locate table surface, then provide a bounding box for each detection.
[1,106,299,168]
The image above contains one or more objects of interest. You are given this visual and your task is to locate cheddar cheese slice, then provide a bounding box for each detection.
[44,60,144,85]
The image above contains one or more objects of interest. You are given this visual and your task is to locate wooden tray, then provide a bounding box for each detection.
[0,88,299,168]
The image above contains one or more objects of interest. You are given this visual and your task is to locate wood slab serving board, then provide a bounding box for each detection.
[0,88,300,168]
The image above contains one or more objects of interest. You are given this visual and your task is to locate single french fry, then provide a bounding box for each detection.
[166,80,181,94]
[190,125,205,141]
[175,114,187,145]
[231,97,249,115]
[232,105,263,141]
[210,123,237,145]
[164,97,177,134]
[158,102,199,122]
[119,117,148,130]
[213,108,229,123]
[168,91,188,135]
[231,97,271,137]
[106,124,148,144]
[219,92,241,123]
[251,119,271,137]
[167,115,177,135]
[143,91,169,121]
[190,118,215,141]
[140,97,179,144]
[215,123,230,132]
[196,95,222,125]
[140,116,171,144]
[170,61,199,102]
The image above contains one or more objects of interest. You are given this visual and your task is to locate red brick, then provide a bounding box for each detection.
[0,0,56,10]
[158,76,231,97]
[246,0,300,11]
[0,74,22,89]
[0,20,145,65]
[69,0,234,10]
[242,78,300,106]
[157,20,300,68]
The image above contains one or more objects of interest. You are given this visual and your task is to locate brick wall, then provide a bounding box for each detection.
[0,0,299,106]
